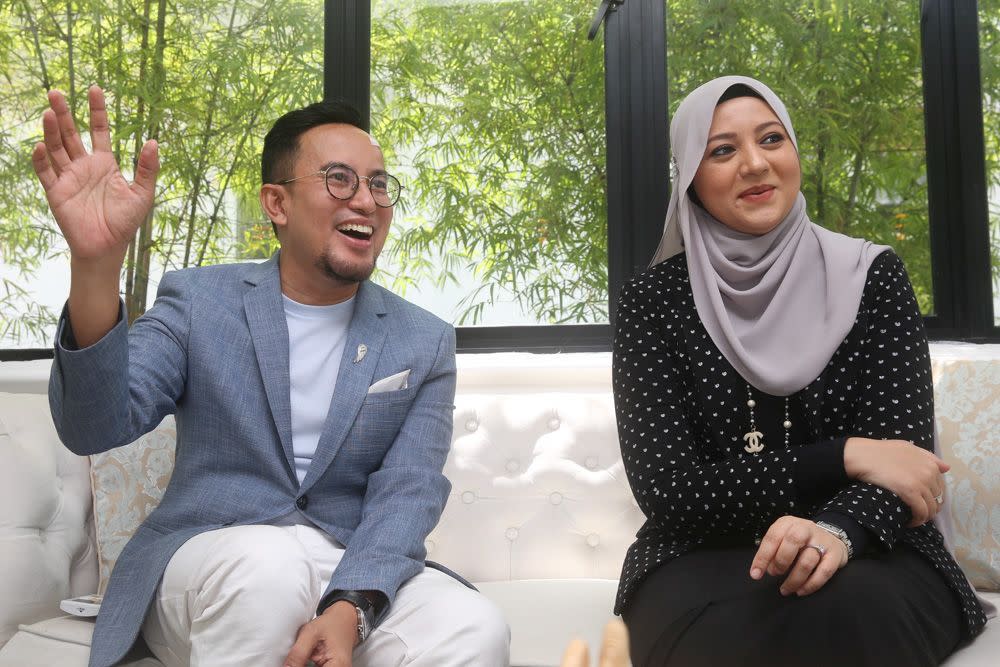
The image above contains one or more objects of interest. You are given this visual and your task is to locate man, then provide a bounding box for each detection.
[33,85,509,667]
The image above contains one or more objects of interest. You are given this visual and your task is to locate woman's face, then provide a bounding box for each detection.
[690,96,801,235]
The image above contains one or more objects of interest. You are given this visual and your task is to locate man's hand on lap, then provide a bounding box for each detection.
[283,601,358,667]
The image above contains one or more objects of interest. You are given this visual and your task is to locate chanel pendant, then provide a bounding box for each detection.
[743,430,764,453]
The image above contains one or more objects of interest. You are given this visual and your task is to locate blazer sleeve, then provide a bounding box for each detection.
[615,275,846,542]
[815,251,936,549]
[320,323,457,607]
[48,270,190,455]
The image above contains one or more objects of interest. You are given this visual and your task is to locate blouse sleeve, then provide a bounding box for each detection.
[614,274,844,541]
[815,250,935,548]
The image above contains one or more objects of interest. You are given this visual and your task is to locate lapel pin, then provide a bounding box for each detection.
[354,343,368,364]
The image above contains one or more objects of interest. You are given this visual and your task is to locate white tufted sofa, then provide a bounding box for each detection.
[0,349,998,667]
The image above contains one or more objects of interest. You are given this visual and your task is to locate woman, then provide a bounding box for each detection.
[613,76,989,666]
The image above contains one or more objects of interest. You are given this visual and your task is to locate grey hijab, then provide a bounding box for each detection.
[652,75,889,396]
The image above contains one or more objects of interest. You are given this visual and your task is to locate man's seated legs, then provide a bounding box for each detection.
[356,566,510,667]
[143,524,508,667]
[142,525,320,667]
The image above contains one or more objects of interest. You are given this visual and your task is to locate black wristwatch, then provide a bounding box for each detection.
[325,590,376,643]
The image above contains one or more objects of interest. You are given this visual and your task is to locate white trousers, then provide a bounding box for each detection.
[141,524,509,667]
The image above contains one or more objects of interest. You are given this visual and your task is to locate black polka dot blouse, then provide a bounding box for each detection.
[612,249,987,639]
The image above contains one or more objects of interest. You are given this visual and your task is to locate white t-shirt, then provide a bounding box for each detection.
[282,293,355,484]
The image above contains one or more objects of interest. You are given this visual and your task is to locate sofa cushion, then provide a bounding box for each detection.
[942,592,1000,667]
[89,417,176,594]
[0,616,163,667]
[430,391,643,583]
[932,352,1000,591]
[0,393,96,647]
[476,579,620,667]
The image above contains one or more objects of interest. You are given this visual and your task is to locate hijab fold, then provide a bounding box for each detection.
[652,76,889,396]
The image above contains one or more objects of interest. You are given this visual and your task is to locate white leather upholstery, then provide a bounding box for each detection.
[0,349,997,666]
[0,391,97,647]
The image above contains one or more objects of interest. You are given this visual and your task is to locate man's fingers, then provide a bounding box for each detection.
[41,108,71,172]
[599,618,630,667]
[88,86,112,153]
[48,89,87,160]
[283,625,318,667]
[132,140,159,198]
[559,638,589,667]
[31,142,57,191]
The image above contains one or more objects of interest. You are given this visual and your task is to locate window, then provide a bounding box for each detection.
[2,0,997,359]
[370,0,609,328]
[0,0,324,350]
[981,0,1000,327]
[667,0,936,313]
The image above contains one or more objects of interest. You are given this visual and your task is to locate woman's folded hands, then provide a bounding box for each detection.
[750,516,849,597]
[844,437,949,527]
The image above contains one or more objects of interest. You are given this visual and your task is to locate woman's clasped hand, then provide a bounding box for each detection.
[844,437,950,528]
[750,516,848,596]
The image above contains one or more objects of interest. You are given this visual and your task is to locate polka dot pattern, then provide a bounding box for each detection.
[611,250,987,638]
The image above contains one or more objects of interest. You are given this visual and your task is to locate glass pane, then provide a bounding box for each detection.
[981,0,1000,326]
[666,0,934,314]
[0,1,323,348]
[371,0,608,326]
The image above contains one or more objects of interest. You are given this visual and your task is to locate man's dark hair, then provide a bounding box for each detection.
[261,99,366,186]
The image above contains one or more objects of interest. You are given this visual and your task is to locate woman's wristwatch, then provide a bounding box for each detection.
[815,521,854,560]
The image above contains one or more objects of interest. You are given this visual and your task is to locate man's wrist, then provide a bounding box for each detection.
[323,590,376,643]
[322,600,363,647]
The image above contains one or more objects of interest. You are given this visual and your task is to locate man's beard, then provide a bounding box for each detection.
[315,252,376,285]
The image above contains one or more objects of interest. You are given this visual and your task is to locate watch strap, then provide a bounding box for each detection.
[815,520,854,559]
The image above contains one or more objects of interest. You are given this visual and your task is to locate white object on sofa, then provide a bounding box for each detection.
[1,350,998,667]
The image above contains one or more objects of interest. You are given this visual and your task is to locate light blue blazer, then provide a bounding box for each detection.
[49,254,457,667]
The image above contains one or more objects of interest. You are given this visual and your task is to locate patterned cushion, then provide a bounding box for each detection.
[89,417,176,593]
[933,353,1000,592]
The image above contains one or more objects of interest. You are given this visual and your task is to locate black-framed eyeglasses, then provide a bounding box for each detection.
[277,162,402,208]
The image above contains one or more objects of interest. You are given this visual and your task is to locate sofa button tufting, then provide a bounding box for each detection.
[585,456,599,470]
[586,533,601,548]
[296,495,308,510]
[461,491,476,504]
[505,459,520,473]
[465,419,478,432]
[505,527,519,541]
[548,417,561,430]
[549,492,563,505]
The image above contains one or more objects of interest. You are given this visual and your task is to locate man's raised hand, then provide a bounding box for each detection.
[31,85,159,263]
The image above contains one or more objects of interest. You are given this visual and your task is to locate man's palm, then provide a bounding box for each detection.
[32,86,158,262]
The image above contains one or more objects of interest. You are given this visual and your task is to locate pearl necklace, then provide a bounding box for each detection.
[743,385,791,453]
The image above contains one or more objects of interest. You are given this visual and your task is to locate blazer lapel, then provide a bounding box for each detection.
[300,281,388,492]
[243,255,296,480]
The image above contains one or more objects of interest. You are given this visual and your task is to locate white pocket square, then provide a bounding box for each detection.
[367,369,410,394]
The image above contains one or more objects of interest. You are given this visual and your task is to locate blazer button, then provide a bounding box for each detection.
[296,495,308,510]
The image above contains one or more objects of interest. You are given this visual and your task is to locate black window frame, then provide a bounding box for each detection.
[2,0,996,362]
[340,0,999,351]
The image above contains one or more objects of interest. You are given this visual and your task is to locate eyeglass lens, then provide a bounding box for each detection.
[325,164,400,207]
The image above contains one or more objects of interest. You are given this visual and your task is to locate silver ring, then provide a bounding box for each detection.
[935,494,944,504]
[805,543,826,557]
